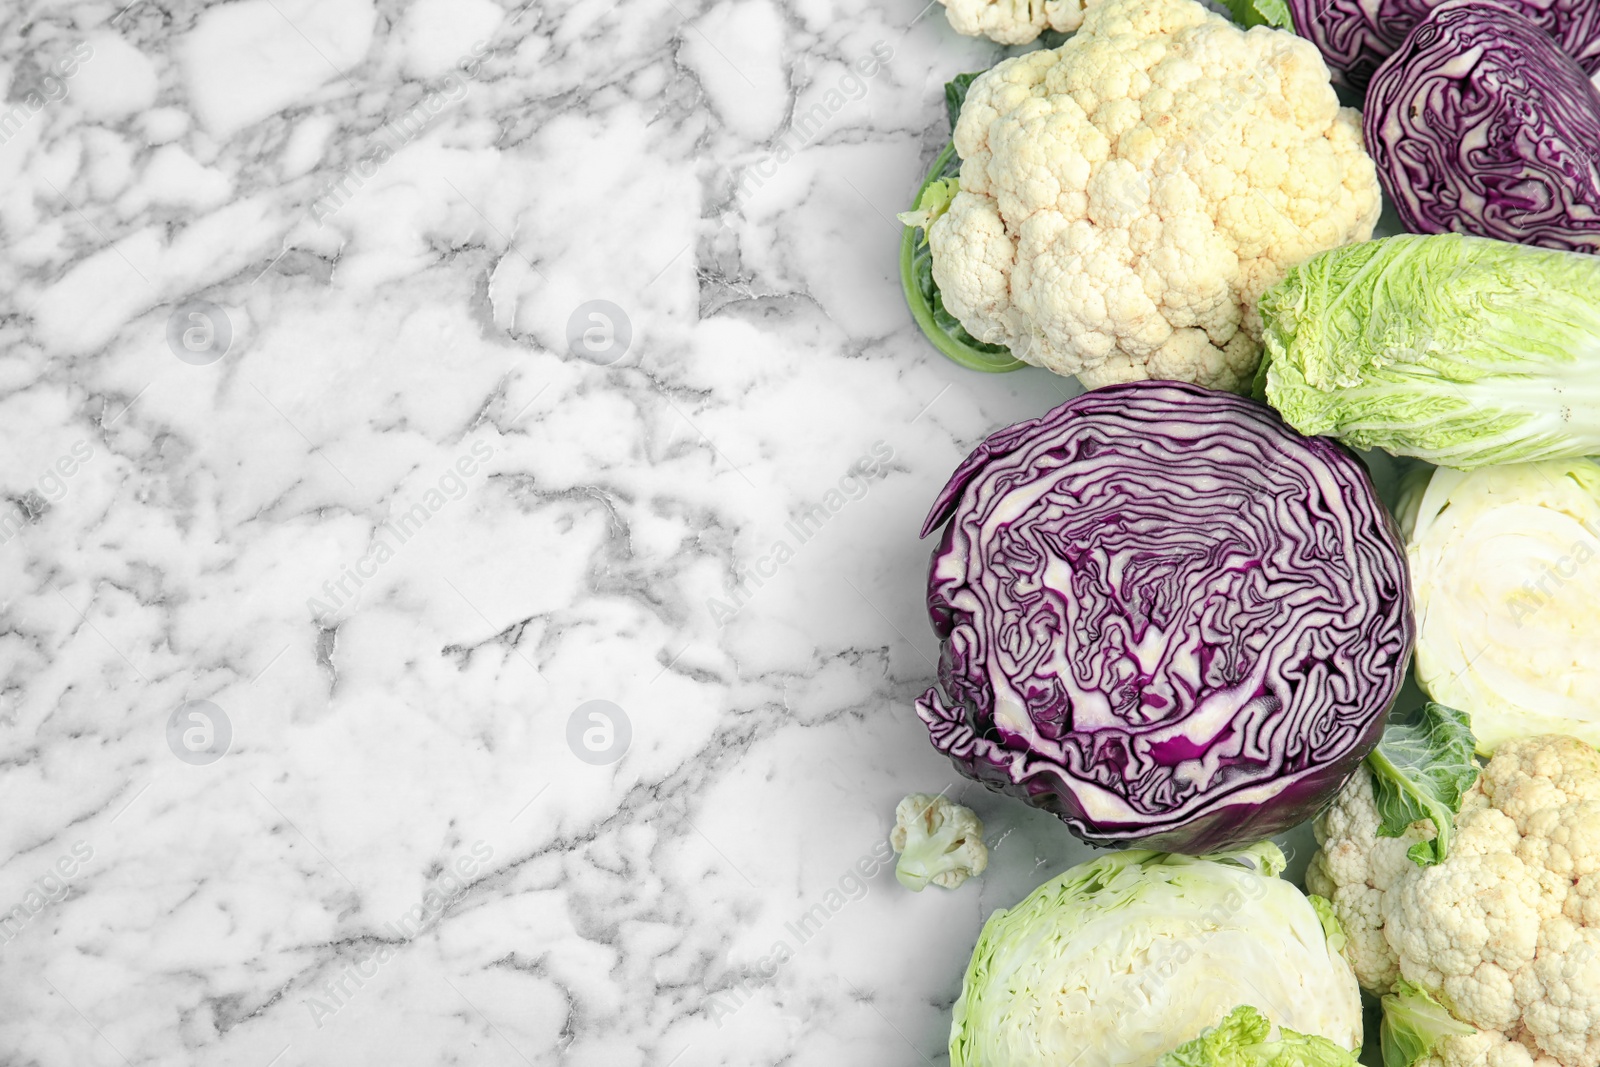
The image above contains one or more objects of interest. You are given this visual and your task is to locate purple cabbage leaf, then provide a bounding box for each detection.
[1285,0,1600,91]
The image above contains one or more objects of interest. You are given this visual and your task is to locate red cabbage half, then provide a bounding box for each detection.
[916,382,1414,852]
[1285,0,1600,92]
[1364,1,1600,254]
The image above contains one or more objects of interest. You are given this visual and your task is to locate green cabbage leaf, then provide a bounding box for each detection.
[1159,1005,1360,1067]
[1257,234,1600,470]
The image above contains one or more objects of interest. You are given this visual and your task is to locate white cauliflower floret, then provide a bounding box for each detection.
[1308,768,1436,992]
[890,793,988,891]
[927,0,1381,392]
[1425,1028,1558,1067]
[938,0,1096,45]
[1312,736,1600,1067]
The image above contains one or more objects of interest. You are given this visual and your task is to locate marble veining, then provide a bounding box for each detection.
[0,0,1165,1063]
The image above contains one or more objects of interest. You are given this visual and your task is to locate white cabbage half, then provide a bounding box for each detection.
[950,844,1362,1067]
[1406,459,1600,752]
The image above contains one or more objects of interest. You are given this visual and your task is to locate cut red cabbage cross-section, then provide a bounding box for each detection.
[1365,1,1600,254]
[916,381,1414,852]
[1285,0,1600,92]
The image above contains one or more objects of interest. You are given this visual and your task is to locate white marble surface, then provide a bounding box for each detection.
[0,1,1329,1064]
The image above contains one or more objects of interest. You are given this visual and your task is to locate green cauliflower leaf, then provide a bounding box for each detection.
[1215,0,1293,28]
[1380,982,1478,1067]
[1366,703,1480,867]
[899,82,1025,375]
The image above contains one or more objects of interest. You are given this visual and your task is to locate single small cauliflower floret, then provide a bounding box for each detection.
[927,0,1381,393]
[890,793,988,891]
[938,0,1096,45]
[1314,735,1600,1067]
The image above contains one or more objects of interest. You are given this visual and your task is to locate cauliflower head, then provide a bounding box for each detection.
[938,0,1096,46]
[927,0,1381,392]
[891,793,988,891]
[1312,735,1600,1067]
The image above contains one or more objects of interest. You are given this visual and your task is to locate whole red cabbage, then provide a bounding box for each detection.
[1365,1,1600,254]
[1286,0,1600,91]
[916,382,1413,852]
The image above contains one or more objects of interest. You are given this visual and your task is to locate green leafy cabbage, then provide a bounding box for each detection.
[1380,982,1477,1067]
[1159,1005,1360,1067]
[1256,233,1600,470]
[950,844,1362,1067]
[1366,703,1480,867]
